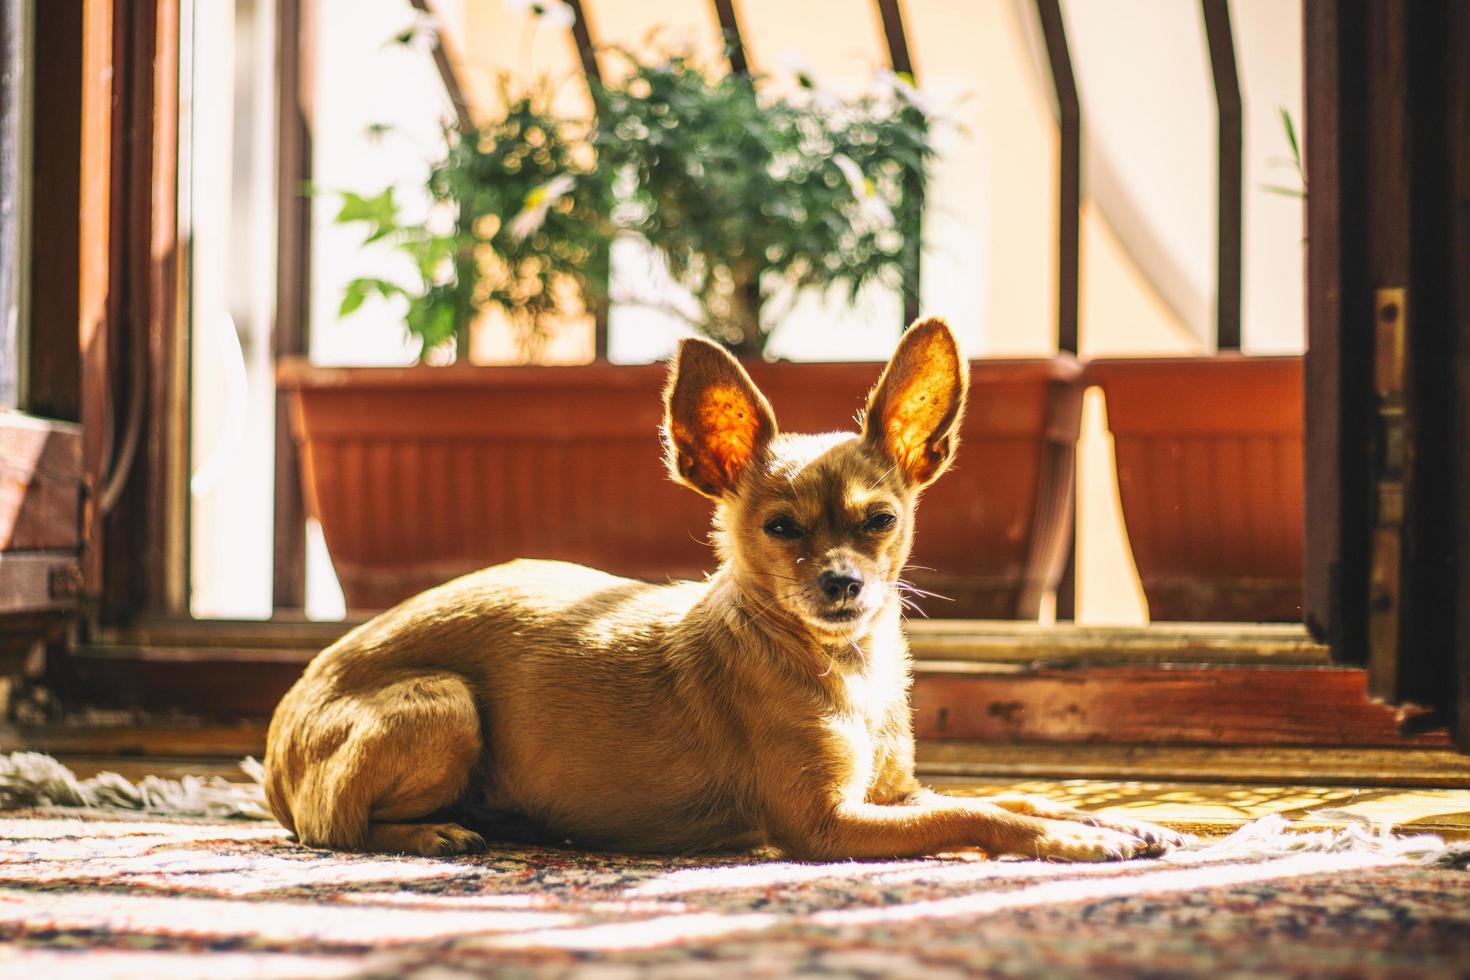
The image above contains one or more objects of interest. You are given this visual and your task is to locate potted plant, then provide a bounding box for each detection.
[281,50,1080,618]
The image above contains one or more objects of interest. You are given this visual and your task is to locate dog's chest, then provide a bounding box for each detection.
[826,670,896,796]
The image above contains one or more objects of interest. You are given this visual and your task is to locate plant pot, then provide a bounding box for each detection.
[278,356,1083,618]
[1086,354,1304,622]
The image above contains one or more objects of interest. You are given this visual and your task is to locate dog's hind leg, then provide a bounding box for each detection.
[290,672,487,856]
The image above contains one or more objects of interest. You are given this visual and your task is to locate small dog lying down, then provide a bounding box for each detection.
[265,319,1182,861]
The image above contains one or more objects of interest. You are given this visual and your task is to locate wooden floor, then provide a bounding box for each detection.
[50,755,1470,842]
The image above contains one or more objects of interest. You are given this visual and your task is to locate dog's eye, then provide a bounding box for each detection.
[763,516,803,540]
[863,512,898,533]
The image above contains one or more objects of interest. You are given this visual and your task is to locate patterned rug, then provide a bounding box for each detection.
[2,809,1468,978]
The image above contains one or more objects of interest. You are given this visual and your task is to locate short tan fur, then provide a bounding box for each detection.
[265,318,1181,861]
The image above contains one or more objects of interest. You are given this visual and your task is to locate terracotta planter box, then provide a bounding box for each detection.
[1086,354,1304,622]
[278,356,1083,618]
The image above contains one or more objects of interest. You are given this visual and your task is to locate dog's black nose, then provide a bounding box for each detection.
[818,571,863,602]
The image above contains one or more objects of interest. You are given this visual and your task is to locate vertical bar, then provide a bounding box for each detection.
[564,0,601,88]
[1032,0,1079,356]
[1033,0,1080,620]
[564,0,609,360]
[1201,0,1242,350]
[272,0,313,611]
[28,2,84,422]
[77,0,114,596]
[874,0,922,326]
[408,0,473,134]
[1450,0,1470,748]
[1304,0,1347,649]
[711,0,749,76]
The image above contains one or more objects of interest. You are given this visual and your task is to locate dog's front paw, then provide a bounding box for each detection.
[1083,813,1188,851]
[368,822,487,857]
[1026,819,1162,862]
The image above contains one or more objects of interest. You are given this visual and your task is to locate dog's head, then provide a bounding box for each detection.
[662,317,968,641]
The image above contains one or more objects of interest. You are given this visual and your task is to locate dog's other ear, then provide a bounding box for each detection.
[663,338,779,498]
[863,317,968,487]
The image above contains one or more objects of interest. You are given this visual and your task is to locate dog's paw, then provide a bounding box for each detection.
[1083,814,1188,851]
[1026,819,1161,862]
[369,822,487,857]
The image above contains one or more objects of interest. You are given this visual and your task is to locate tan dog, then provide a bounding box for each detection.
[265,318,1182,861]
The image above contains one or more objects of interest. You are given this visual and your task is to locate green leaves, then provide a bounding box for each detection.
[338,277,404,318]
[592,51,934,353]
[335,51,936,361]
[335,188,401,243]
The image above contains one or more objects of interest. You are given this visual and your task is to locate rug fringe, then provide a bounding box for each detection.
[1171,812,1455,866]
[0,751,271,820]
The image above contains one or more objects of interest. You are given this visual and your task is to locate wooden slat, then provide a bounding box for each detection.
[564,0,602,87]
[272,0,314,611]
[906,620,1328,666]
[562,0,609,359]
[0,414,82,551]
[1200,0,1242,350]
[917,741,1470,789]
[26,2,84,423]
[912,663,1449,747]
[873,0,921,327]
[1032,0,1079,356]
[408,0,474,133]
[1303,0,1346,652]
[711,0,749,76]
[1452,1,1470,749]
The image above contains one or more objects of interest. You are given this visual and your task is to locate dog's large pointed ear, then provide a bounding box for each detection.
[862,317,968,487]
[663,338,779,499]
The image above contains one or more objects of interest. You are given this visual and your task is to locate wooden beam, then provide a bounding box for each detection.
[95,0,187,619]
[1304,0,1349,656]
[408,0,474,134]
[272,0,314,611]
[1201,0,1243,350]
[912,663,1449,748]
[1032,0,1079,356]
[874,0,913,77]
[26,1,83,423]
[563,0,609,360]
[917,742,1470,789]
[711,0,749,76]
[874,0,922,327]
[564,0,602,88]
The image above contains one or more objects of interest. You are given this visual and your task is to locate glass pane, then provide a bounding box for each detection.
[186,0,279,618]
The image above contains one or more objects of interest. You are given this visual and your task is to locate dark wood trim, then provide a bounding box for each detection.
[408,0,473,134]
[1304,0,1348,654]
[564,0,602,88]
[711,0,749,76]
[1032,0,1079,356]
[874,0,913,77]
[94,0,186,621]
[77,0,115,599]
[1452,0,1470,749]
[25,1,83,423]
[916,742,1470,789]
[912,663,1447,748]
[1030,0,1080,618]
[874,0,922,327]
[272,0,314,611]
[563,0,609,360]
[1201,0,1242,350]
